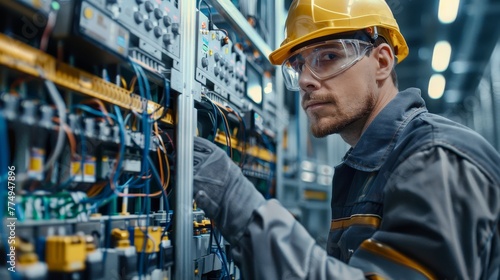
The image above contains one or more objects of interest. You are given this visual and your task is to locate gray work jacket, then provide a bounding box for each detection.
[231,88,500,279]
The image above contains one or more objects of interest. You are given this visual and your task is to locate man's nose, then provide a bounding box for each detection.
[298,65,320,95]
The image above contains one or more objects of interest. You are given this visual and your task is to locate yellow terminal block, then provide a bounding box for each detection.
[16,238,38,266]
[45,236,86,272]
[84,235,96,252]
[19,253,38,265]
[134,227,162,253]
[0,33,174,125]
[193,218,211,228]
[112,228,131,248]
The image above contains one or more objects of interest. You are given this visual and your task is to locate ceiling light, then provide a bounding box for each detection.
[438,0,460,24]
[432,41,452,72]
[428,74,446,99]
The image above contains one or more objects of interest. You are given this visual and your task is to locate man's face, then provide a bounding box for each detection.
[298,50,377,138]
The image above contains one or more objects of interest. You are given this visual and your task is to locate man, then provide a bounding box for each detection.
[193,0,500,279]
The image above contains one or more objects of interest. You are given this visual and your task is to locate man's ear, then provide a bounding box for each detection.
[374,43,395,81]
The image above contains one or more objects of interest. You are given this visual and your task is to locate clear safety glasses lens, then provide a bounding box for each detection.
[282,39,373,91]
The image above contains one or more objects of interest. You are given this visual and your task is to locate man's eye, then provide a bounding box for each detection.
[291,61,305,71]
[320,53,338,61]
[298,62,306,71]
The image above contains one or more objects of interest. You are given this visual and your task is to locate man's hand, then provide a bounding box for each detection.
[193,137,265,242]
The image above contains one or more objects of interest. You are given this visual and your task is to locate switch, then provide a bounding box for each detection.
[154,26,163,38]
[134,11,143,24]
[201,57,208,68]
[154,8,163,19]
[145,1,154,13]
[163,16,172,27]
[171,23,179,35]
[144,19,154,31]
[163,34,173,45]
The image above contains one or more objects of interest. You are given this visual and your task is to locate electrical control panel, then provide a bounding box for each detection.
[86,0,181,70]
[195,11,247,107]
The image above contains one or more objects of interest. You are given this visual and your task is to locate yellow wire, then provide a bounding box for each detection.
[120,76,128,89]
[87,181,107,197]
[155,123,171,193]
[216,105,232,159]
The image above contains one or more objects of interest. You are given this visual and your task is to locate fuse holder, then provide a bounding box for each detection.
[134,227,162,253]
[45,236,86,272]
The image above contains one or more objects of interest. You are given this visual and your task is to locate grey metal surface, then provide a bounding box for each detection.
[175,0,197,278]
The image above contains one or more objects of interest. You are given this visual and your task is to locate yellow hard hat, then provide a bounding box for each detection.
[269,0,409,65]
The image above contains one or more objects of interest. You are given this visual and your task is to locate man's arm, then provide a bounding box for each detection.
[231,199,366,280]
[193,136,365,279]
[349,146,500,279]
[194,138,500,279]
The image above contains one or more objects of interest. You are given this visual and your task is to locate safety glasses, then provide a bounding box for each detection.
[282,39,374,91]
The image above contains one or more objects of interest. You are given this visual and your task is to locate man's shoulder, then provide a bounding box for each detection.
[405,112,487,148]
[395,112,500,182]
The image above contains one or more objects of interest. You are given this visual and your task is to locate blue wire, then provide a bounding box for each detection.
[137,178,151,279]
[212,229,230,279]
[135,62,152,101]
[125,61,156,278]
[129,59,146,99]
[137,102,151,279]
[146,156,170,232]
[124,112,133,128]
[164,78,171,108]
[137,64,152,177]
[71,105,117,123]
[113,106,126,188]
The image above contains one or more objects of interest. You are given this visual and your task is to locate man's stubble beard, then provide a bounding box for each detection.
[309,95,376,138]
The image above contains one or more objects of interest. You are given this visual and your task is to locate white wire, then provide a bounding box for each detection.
[43,79,67,172]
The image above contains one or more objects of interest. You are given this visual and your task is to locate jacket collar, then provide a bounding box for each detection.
[342,88,427,172]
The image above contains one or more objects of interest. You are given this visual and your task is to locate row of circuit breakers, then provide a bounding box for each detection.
[0,0,278,279]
